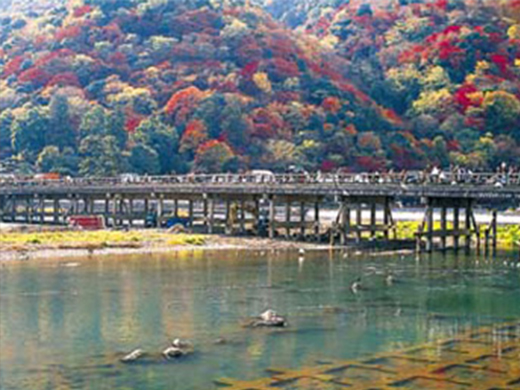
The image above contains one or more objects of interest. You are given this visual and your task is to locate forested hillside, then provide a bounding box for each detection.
[0,0,519,175]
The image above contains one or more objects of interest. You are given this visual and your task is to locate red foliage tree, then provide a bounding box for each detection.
[321,97,341,113]
[47,72,81,88]
[250,108,284,139]
[73,5,92,18]
[18,67,51,87]
[180,119,208,153]
[491,54,509,74]
[454,84,481,113]
[55,25,82,42]
[165,86,205,124]
[3,56,24,77]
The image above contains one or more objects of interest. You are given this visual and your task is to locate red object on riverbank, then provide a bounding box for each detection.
[68,215,105,230]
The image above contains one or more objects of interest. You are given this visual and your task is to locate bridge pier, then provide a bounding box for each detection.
[334,196,395,245]
[416,197,479,253]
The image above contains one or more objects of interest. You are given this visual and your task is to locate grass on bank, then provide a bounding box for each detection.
[395,221,520,248]
[0,230,206,251]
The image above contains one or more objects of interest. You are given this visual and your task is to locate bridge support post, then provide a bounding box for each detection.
[370,203,376,239]
[440,206,447,251]
[188,200,194,228]
[208,197,215,234]
[128,198,134,227]
[384,198,390,240]
[157,196,164,228]
[300,202,305,239]
[314,201,320,241]
[492,210,498,253]
[465,200,472,254]
[203,196,208,231]
[426,201,433,253]
[269,197,275,239]
[10,197,15,222]
[454,207,460,251]
[225,200,232,235]
[39,196,45,224]
[53,199,60,224]
[25,198,31,223]
[285,201,291,239]
[240,200,246,234]
[356,205,362,242]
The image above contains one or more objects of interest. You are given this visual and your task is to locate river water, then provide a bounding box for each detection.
[1,249,520,390]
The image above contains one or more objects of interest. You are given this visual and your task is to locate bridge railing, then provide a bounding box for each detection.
[0,171,519,189]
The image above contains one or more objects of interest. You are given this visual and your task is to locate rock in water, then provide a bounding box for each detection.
[121,349,145,363]
[162,346,184,360]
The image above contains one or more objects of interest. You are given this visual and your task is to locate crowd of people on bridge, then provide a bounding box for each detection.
[1,163,520,187]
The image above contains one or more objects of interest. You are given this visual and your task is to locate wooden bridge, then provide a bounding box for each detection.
[0,172,519,252]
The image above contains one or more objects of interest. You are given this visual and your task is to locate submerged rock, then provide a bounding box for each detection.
[162,338,193,360]
[121,349,145,363]
[162,346,185,360]
[247,310,287,328]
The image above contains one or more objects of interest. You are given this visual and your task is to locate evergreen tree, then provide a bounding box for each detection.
[47,94,76,150]
[11,107,49,163]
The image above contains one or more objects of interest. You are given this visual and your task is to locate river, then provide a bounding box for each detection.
[1,249,520,389]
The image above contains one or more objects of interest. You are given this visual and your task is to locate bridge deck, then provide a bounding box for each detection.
[1,173,520,201]
[215,321,520,390]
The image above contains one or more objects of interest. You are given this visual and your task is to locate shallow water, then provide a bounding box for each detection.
[1,249,520,390]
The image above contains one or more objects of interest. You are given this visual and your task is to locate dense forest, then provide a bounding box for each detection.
[0,0,519,175]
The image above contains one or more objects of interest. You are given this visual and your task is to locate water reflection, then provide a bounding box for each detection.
[1,250,519,390]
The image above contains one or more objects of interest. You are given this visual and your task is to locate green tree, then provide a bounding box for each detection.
[47,94,76,150]
[79,106,107,138]
[133,116,179,173]
[37,146,61,173]
[37,146,79,175]
[107,107,128,149]
[79,135,126,176]
[11,107,49,162]
[129,143,160,174]
[483,91,520,134]
[0,110,14,158]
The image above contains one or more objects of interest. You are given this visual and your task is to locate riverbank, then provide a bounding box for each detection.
[395,221,520,248]
[1,218,518,262]
[0,228,332,262]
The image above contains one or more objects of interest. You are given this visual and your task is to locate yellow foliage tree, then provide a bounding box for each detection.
[252,72,272,93]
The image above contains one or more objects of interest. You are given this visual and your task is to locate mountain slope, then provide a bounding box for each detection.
[0,0,402,175]
[0,0,520,175]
